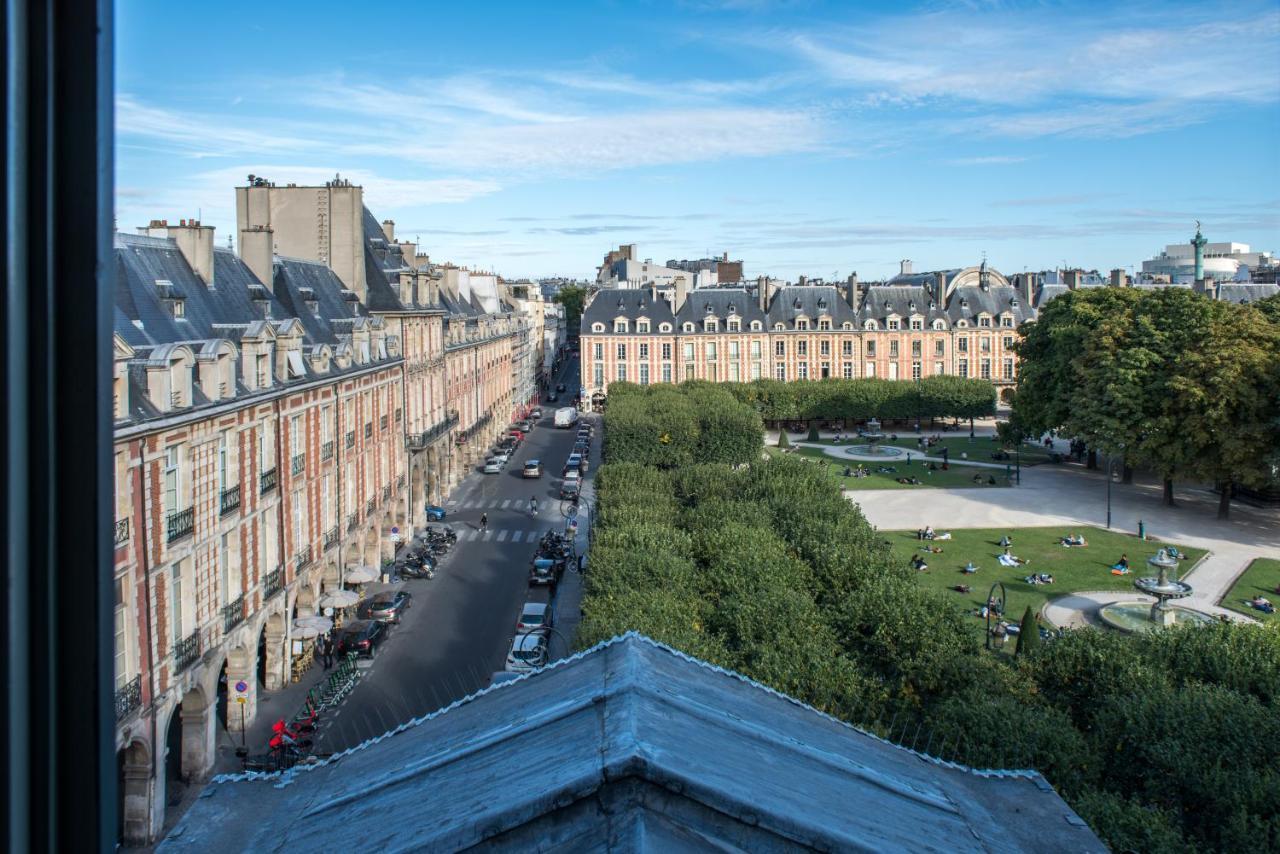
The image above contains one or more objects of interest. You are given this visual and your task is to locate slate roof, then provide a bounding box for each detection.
[1034,284,1069,309]
[945,284,1032,326]
[764,285,857,328]
[1217,282,1279,304]
[581,288,676,331]
[885,270,958,294]
[272,257,368,344]
[857,285,948,326]
[675,287,765,328]
[162,634,1102,853]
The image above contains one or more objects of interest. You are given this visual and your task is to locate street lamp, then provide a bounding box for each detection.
[1105,452,1124,529]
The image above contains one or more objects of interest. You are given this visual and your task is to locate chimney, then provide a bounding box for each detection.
[846,272,859,309]
[1064,269,1082,289]
[1110,268,1126,287]
[935,271,947,303]
[382,219,395,242]
[757,276,769,312]
[168,220,216,287]
[239,225,275,291]
[798,274,808,287]
[673,272,689,314]
[900,259,912,276]
[1014,273,1034,305]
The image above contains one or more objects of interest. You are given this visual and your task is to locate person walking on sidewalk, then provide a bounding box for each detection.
[320,633,334,670]
[479,512,488,532]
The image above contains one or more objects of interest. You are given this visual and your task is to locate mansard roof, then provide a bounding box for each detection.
[857,285,947,323]
[163,634,1102,853]
[581,288,676,329]
[674,287,764,326]
[1034,284,1070,309]
[764,285,856,327]
[272,257,369,345]
[1217,282,1279,304]
[945,284,1032,325]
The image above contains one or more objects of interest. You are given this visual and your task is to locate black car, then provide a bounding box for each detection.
[546,392,559,402]
[357,590,412,624]
[555,383,566,392]
[560,479,580,500]
[336,620,386,657]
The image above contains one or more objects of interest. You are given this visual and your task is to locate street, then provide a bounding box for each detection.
[305,354,587,754]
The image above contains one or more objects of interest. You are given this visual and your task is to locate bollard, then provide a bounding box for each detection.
[1138,520,1146,540]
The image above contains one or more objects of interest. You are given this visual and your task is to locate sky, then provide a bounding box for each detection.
[116,0,1280,281]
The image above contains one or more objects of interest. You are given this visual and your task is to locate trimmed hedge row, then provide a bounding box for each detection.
[725,375,997,422]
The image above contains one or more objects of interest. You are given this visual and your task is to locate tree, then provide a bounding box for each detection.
[1015,606,1040,657]
[777,429,790,449]
[553,285,590,335]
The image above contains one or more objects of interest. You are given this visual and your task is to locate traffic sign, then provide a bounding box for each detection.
[234,680,248,693]
[236,697,247,705]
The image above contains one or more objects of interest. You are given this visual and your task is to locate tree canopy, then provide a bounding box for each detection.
[553,285,590,335]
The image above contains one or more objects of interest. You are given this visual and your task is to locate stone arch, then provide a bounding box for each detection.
[224,643,258,731]
[163,684,215,789]
[117,738,152,845]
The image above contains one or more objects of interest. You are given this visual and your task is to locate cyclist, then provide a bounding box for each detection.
[479,512,488,531]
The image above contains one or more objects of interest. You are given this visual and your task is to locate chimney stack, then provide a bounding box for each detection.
[798,274,808,287]
[1064,269,1082,289]
[382,219,395,242]
[846,272,859,308]
[239,225,276,291]
[1110,268,1126,287]
[673,271,689,313]
[900,259,913,276]
[935,271,947,303]
[167,219,217,287]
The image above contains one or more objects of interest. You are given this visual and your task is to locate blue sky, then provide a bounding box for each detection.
[116,0,1279,280]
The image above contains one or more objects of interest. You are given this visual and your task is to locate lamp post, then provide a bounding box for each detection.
[1105,453,1123,529]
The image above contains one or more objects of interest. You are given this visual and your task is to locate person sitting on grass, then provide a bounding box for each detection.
[1060,533,1087,547]
[951,584,972,593]
[910,554,928,572]
[1249,595,1275,614]
[1110,554,1131,574]
[999,534,1013,548]
[998,549,1029,567]
[987,475,998,485]
[924,545,944,554]
[962,561,978,574]
[972,473,984,484]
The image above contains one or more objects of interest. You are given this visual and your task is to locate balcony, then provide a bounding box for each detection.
[173,631,200,672]
[380,414,389,432]
[364,423,373,439]
[346,511,359,532]
[323,526,339,551]
[345,431,355,449]
[114,675,142,722]
[263,565,284,600]
[406,410,460,450]
[114,517,130,547]
[166,507,194,543]
[291,453,305,476]
[294,545,313,571]
[365,498,375,517]
[396,473,406,490]
[222,594,245,633]
[260,467,278,495]
[321,440,334,461]
[220,485,241,516]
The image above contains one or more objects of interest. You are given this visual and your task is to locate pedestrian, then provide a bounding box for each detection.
[321,633,334,670]
[479,512,488,531]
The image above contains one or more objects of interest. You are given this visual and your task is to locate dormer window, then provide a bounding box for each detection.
[659,322,672,333]
[841,322,852,330]
[956,319,969,329]
[818,319,831,331]
[929,301,937,310]
[727,319,740,332]
[863,320,877,331]
[592,323,605,333]
[933,319,947,330]
[960,299,969,310]
[979,315,992,328]
[793,298,802,309]
[171,298,186,319]
[908,301,916,311]
[910,318,923,330]
[887,318,901,330]
[1010,298,1019,308]
[614,319,629,334]
[750,320,763,331]
[703,319,717,333]
[636,320,650,333]
[683,322,695,332]
[796,318,809,331]
[1000,315,1014,328]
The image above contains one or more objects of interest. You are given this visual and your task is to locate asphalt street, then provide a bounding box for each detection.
[312,354,589,753]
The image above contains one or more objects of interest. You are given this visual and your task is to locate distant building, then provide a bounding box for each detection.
[163,634,1103,852]
[596,244,710,290]
[1141,238,1274,283]
[667,252,745,284]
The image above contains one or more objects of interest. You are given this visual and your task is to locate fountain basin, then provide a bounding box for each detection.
[1098,601,1214,633]
[840,444,906,460]
[1133,578,1193,599]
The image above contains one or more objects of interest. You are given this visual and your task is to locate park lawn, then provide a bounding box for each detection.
[808,434,1059,466]
[769,445,1011,490]
[884,526,1207,641]
[1220,558,1280,623]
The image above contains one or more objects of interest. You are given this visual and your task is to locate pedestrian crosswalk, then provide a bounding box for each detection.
[451,527,554,543]
[447,498,555,513]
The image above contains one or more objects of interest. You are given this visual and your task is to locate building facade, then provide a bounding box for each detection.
[580,264,1030,404]
[113,177,539,843]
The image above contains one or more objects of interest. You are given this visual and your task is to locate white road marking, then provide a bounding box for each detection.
[482,530,493,541]
[501,499,511,509]
[497,530,509,541]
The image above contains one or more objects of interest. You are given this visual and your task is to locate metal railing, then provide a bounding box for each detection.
[407,410,460,450]
[294,545,313,571]
[114,675,142,722]
[166,507,194,543]
[445,328,517,352]
[380,414,389,432]
[345,431,356,449]
[291,454,306,476]
[396,473,406,490]
[260,467,278,494]
[323,526,339,551]
[264,565,284,599]
[346,512,359,532]
[220,485,241,515]
[114,517,130,547]
[173,631,200,672]
[321,440,334,461]
[365,498,375,516]
[382,485,391,503]
[222,594,245,632]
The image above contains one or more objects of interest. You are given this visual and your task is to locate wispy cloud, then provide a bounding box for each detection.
[947,155,1032,166]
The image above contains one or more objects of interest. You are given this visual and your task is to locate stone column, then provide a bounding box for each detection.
[119,741,154,845]
[224,644,258,732]
[262,613,287,692]
[179,689,215,780]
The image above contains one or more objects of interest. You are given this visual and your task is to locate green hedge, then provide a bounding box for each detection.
[603,382,763,468]
[725,375,997,422]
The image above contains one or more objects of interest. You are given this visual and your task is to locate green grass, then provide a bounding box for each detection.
[808,434,1060,466]
[884,527,1206,641]
[1220,558,1280,623]
[767,445,1012,490]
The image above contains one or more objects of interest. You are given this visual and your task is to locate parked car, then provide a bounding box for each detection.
[546,392,559,403]
[483,458,503,474]
[516,601,551,634]
[336,620,386,658]
[505,633,548,673]
[556,383,566,392]
[564,454,582,476]
[425,505,447,521]
[530,407,543,419]
[522,460,542,478]
[517,419,534,432]
[529,556,561,586]
[560,478,581,500]
[357,590,412,624]
[490,449,511,465]
[507,428,524,443]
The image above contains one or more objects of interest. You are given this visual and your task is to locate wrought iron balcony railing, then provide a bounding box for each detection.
[166,507,195,543]
[291,454,306,476]
[380,414,389,432]
[222,594,245,632]
[406,410,460,450]
[173,631,200,672]
[365,498,376,516]
[323,526,339,551]
[345,431,356,449]
[114,675,142,722]
[294,545,313,571]
[114,517,130,547]
[220,485,241,515]
[321,440,334,461]
[382,485,391,503]
[260,467,278,494]
[346,512,359,532]
[263,565,284,600]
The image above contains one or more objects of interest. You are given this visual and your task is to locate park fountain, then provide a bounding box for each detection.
[1098,549,1213,632]
[846,417,904,459]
